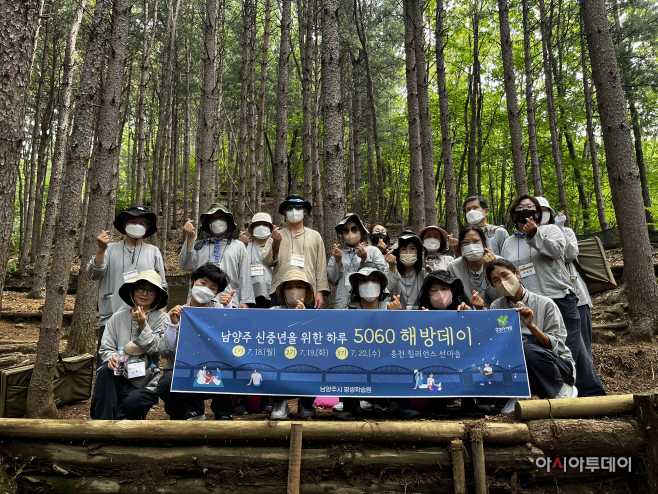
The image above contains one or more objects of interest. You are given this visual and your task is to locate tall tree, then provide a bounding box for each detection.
[67,0,133,357]
[581,0,658,339]
[254,0,271,211]
[183,40,191,221]
[350,52,364,216]
[522,0,542,195]
[497,0,529,196]
[236,0,251,228]
[299,0,314,228]
[25,0,112,418]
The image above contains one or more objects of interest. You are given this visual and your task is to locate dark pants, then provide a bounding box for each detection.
[523,338,575,399]
[90,364,158,420]
[156,370,205,420]
[578,305,593,358]
[96,325,106,370]
[210,394,234,417]
[553,293,606,397]
[253,296,271,308]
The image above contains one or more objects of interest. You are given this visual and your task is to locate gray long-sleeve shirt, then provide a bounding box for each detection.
[99,308,169,390]
[563,227,592,308]
[387,268,424,309]
[482,225,510,256]
[87,241,168,327]
[327,245,388,310]
[499,225,573,300]
[246,242,273,300]
[447,256,503,309]
[489,290,575,374]
[178,237,255,307]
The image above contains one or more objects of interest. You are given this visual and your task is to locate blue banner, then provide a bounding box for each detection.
[171,308,531,399]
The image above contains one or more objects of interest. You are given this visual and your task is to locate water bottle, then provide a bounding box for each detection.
[114,347,126,376]
[147,363,157,376]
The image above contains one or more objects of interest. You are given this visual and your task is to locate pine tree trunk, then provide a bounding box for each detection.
[522,0,542,196]
[273,0,292,213]
[403,0,425,232]
[497,0,528,196]
[366,107,376,225]
[299,0,314,228]
[198,0,219,213]
[25,0,112,418]
[172,106,179,231]
[183,44,191,221]
[581,0,658,339]
[321,0,345,251]
[236,0,251,227]
[312,16,324,238]
[0,0,43,311]
[247,1,257,221]
[351,53,363,217]
[66,0,132,358]
[579,7,607,230]
[255,0,271,212]
[136,0,158,206]
[628,98,654,230]
[467,39,478,197]
[435,0,458,236]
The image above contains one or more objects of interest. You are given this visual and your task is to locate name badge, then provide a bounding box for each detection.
[127,360,146,378]
[519,263,536,278]
[251,266,264,277]
[291,254,305,268]
[123,270,139,283]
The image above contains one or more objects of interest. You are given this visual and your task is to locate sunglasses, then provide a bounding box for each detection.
[342,226,360,235]
[285,204,304,211]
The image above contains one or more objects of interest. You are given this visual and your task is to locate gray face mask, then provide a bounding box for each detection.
[125,224,146,239]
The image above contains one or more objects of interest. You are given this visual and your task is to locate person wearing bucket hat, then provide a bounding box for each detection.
[418,226,454,273]
[500,195,606,398]
[455,196,509,256]
[87,205,167,367]
[90,270,169,421]
[268,270,318,419]
[262,194,329,308]
[384,230,425,310]
[447,226,502,310]
[179,204,255,308]
[328,213,388,310]
[244,212,275,308]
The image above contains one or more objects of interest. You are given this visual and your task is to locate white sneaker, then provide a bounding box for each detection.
[556,383,578,399]
[501,398,519,414]
[186,413,206,421]
[332,402,344,412]
[270,400,290,420]
[359,400,373,410]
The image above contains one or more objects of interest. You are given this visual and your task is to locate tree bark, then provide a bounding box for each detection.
[198,0,219,213]
[67,0,133,358]
[255,0,271,212]
[435,0,458,236]
[581,0,658,339]
[247,1,257,220]
[273,0,292,214]
[366,102,376,225]
[321,0,345,251]
[467,19,478,198]
[299,0,314,228]
[350,53,363,217]
[403,0,425,232]
[496,0,528,196]
[312,15,324,238]
[236,0,251,228]
[25,0,112,417]
[628,98,654,230]
[183,42,191,222]
[522,0,542,196]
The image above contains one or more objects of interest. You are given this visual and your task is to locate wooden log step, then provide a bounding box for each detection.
[0,343,36,354]
[0,353,29,368]
[592,322,628,331]
[0,310,74,321]
[515,394,635,420]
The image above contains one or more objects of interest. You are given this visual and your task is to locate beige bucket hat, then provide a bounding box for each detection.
[118,270,169,311]
[274,268,315,306]
[247,212,274,235]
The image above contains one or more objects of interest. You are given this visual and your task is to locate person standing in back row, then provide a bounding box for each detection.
[242,212,275,308]
[87,205,167,367]
[450,196,509,256]
[261,195,329,308]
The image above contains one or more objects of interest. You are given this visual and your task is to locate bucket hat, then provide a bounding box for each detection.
[199,204,237,236]
[347,261,389,301]
[274,269,315,306]
[278,194,313,215]
[247,212,274,235]
[335,213,368,242]
[118,270,169,311]
[114,205,157,238]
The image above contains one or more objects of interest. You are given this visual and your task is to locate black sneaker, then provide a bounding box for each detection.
[298,401,316,418]
[389,400,420,419]
[336,406,362,421]
[214,412,233,420]
[233,400,248,415]
[260,397,274,414]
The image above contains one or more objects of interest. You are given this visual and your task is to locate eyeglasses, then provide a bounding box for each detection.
[342,226,360,235]
[514,205,537,211]
[135,287,156,296]
[285,204,304,211]
[461,239,482,246]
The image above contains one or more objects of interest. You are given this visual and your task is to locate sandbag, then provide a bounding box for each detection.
[0,354,94,418]
[574,237,617,294]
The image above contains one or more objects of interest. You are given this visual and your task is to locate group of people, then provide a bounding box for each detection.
[88,192,605,422]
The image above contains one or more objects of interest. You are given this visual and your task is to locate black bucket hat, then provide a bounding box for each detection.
[199,203,238,237]
[118,270,169,311]
[114,205,157,238]
[390,230,423,252]
[347,261,389,301]
[278,194,313,215]
[335,213,368,243]
[415,269,468,310]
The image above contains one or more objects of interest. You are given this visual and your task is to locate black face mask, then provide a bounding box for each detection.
[372,233,389,246]
[513,209,538,225]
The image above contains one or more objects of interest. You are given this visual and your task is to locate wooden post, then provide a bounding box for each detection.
[287,423,303,494]
[471,429,487,494]
[450,439,466,494]
[634,393,658,494]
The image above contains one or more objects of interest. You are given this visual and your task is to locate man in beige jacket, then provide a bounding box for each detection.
[261,194,329,308]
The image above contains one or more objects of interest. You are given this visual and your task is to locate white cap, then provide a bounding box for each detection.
[534,196,555,215]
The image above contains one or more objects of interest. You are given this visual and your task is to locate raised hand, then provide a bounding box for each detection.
[270,225,282,244]
[332,243,342,260]
[238,230,249,246]
[356,242,367,263]
[387,295,402,310]
[220,290,237,307]
[169,305,183,325]
[516,306,534,327]
[522,217,538,238]
[447,234,459,250]
[133,305,147,330]
[97,230,110,251]
[183,219,196,244]
[482,248,496,268]
[376,238,387,253]
[295,299,306,310]
[457,302,472,312]
[470,290,485,310]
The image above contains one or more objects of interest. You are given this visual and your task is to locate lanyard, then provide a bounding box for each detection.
[402,271,421,305]
[517,236,532,262]
[208,238,227,265]
[130,311,151,340]
[123,241,143,272]
[290,228,306,256]
[250,242,262,266]
[346,249,358,273]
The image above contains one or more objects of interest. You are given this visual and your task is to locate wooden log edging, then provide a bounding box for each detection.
[515,394,635,420]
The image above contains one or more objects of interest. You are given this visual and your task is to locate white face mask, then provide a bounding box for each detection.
[285,287,306,306]
[125,224,146,239]
[358,281,381,302]
[466,210,484,225]
[461,243,484,261]
[495,276,520,298]
[191,285,216,304]
[541,212,551,225]
[286,209,304,223]
[252,225,271,239]
[400,254,417,266]
[423,238,441,252]
[210,219,228,235]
